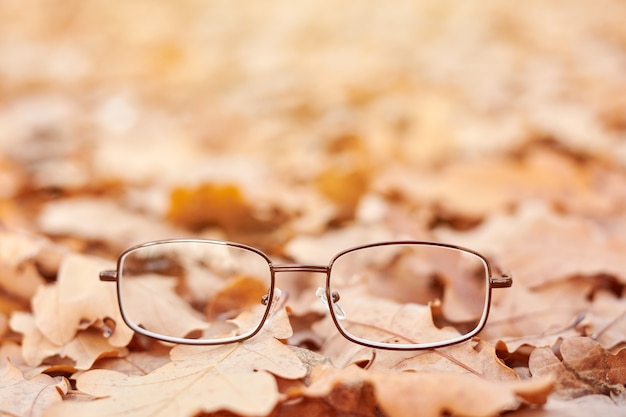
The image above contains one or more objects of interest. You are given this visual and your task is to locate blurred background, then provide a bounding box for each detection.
[0,0,625,253]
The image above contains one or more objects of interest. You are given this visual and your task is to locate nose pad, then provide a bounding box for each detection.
[315,287,346,320]
[261,288,287,316]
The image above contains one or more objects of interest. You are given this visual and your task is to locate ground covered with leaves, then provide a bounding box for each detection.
[1,0,626,416]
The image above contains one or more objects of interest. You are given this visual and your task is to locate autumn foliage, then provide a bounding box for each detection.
[1,0,626,416]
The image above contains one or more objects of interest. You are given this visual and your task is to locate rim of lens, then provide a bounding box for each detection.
[115,239,275,345]
[326,241,492,350]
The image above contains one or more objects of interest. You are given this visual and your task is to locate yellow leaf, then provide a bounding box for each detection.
[168,183,281,232]
[315,167,370,223]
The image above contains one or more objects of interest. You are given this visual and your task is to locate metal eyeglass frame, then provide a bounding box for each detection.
[100,239,512,351]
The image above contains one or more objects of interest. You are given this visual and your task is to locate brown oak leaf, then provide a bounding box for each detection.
[529,336,626,401]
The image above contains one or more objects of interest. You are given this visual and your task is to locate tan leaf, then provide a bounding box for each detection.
[119,274,214,341]
[10,312,67,368]
[37,197,183,248]
[436,202,626,288]
[10,311,128,370]
[90,347,172,376]
[0,358,69,417]
[378,147,611,220]
[31,253,133,347]
[508,395,626,417]
[0,230,51,302]
[45,309,306,417]
[377,340,519,380]
[588,290,626,350]
[303,365,553,417]
[482,278,594,350]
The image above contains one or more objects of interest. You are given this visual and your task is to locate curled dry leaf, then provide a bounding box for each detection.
[9,253,132,369]
[31,253,131,347]
[529,337,626,401]
[10,312,127,371]
[45,309,307,417]
[0,358,69,417]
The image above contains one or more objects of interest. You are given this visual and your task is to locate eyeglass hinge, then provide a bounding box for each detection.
[490,274,513,288]
[99,270,118,282]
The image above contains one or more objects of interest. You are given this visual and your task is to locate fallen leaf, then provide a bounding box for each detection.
[90,346,172,376]
[302,364,553,417]
[508,395,626,417]
[0,357,69,417]
[315,165,370,223]
[0,230,52,302]
[529,337,626,401]
[481,278,595,350]
[31,253,132,348]
[435,202,626,288]
[10,311,128,370]
[45,309,307,417]
[37,198,184,248]
[168,183,284,232]
[377,147,614,220]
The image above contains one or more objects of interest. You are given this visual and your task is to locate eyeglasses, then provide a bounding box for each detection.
[100,239,512,351]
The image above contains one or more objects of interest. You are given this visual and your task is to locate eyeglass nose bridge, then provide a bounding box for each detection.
[271,264,329,274]
[268,263,346,319]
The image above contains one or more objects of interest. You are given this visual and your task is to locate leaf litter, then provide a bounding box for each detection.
[1,0,626,416]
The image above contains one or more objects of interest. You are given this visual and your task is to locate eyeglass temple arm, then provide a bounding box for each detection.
[100,270,118,282]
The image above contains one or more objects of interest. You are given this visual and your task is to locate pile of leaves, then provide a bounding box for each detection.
[1,0,625,416]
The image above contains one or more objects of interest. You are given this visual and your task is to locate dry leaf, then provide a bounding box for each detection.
[168,183,284,233]
[436,202,626,288]
[31,253,132,347]
[37,198,183,248]
[45,309,307,417]
[10,311,128,371]
[3,0,626,416]
[0,230,53,302]
[375,147,613,220]
[529,337,626,401]
[315,165,370,223]
[508,395,626,417]
[9,253,132,369]
[481,278,595,350]
[302,365,553,417]
[0,358,69,417]
[89,347,172,376]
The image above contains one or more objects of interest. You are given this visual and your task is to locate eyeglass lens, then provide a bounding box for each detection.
[117,241,273,343]
[328,244,489,348]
